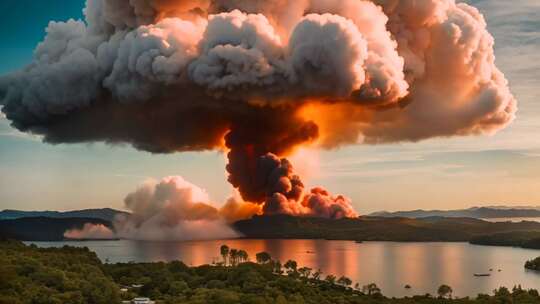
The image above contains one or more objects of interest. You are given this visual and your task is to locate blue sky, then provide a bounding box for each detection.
[0,1,85,72]
[1,0,540,213]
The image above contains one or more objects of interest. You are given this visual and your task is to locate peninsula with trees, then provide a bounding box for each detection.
[2,240,540,304]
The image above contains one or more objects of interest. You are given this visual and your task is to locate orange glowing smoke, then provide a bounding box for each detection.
[1,0,516,221]
[298,102,375,148]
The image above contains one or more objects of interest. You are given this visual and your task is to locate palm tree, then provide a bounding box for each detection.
[220,245,229,266]
[229,249,239,266]
[437,284,453,299]
[238,250,249,263]
[256,252,272,264]
[272,260,283,274]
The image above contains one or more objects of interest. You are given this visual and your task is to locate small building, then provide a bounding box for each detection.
[132,298,154,304]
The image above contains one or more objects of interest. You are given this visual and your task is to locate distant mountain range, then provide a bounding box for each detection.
[369,206,540,219]
[0,208,129,222]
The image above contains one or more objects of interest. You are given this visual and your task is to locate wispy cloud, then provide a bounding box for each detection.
[0,131,42,142]
[321,163,465,179]
[319,148,540,181]
[0,112,42,141]
[112,173,151,180]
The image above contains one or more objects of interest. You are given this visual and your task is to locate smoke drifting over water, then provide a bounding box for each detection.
[66,176,254,241]
[2,0,515,224]
[65,223,115,240]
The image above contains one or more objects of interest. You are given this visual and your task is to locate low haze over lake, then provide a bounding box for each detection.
[29,239,540,298]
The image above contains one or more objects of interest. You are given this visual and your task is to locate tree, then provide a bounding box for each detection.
[169,281,189,296]
[337,276,352,287]
[494,286,511,297]
[256,252,271,264]
[284,260,297,272]
[525,257,540,271]
[362,283,381,296]
[437,284,453,299]
[238,250,249,263]
[312,269,322,280]
[229,249,238,266]
[220,245,229,266]
[284,260,298,277]
[325,275,336,284]
[272,260,283,274]
[298,267,312,279]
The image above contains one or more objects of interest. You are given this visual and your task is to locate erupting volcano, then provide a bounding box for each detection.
[0,0,516,238]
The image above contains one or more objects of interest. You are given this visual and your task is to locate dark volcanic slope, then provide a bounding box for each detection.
[234,215,540,242]
[0,217,112,241]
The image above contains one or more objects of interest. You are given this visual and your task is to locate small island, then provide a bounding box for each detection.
[525,257,540,271]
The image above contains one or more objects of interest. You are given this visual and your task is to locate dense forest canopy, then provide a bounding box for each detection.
[0,240,119,304]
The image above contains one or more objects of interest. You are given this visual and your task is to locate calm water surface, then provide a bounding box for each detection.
[28,240,540,297]
[482,217,540,223]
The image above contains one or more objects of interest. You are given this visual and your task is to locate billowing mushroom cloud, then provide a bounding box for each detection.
[1,0,516,221]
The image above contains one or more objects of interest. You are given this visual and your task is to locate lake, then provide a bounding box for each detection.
[28,240,540,298]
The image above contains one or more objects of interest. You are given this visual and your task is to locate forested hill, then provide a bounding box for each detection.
[0,240,120,303]
[0,217,112,241]
[0,208,128,222]
[233,215,540,242]
[369,207,540,219]
[4,214,540,243]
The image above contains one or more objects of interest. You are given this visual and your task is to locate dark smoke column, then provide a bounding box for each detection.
[224,109,358,218]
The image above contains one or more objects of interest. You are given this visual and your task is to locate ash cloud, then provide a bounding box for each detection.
[1,0,516,220]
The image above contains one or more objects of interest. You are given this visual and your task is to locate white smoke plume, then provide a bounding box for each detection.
[64,223,115,239]
[66,176,259,241]
[2,0,516,220]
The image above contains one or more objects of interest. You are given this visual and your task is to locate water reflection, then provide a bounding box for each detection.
[28,240,540,297]
[483,217,540,223]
